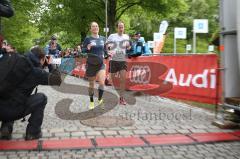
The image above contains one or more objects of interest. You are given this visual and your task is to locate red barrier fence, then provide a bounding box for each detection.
[72,54,220,104]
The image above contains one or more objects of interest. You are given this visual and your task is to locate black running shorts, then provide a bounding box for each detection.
[86,63,105,77]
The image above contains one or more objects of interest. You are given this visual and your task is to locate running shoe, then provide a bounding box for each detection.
[98,99,104,105]
[119,97,127,105]
[89,102,95,110]
[98,99,104,109]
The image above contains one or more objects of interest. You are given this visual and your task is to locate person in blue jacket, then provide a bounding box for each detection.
[130,32,152,57]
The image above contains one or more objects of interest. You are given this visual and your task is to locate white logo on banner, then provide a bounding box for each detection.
[130,65,151,84]
[154,20,169,42]
[186,44,192,51]
[147,41,155,48]
[104,27,109,32]
[208,45,214,52]
[159,20,169,35]
[51,58,62,65]
[174,27,187,39]
[164,68,216,89]
[154,33,163,41]
[193,19,208,33]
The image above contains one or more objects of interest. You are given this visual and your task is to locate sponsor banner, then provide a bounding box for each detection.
[72,54,220,104]
[158,54,220,104]
[111,54,220,104]
[153,35,166,53]
[159,20,169,35]
[174,27,187,39]
[193,19,208,33]
[59,58,75,75]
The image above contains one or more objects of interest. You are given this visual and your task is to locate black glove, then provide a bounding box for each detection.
[48,69,62,86]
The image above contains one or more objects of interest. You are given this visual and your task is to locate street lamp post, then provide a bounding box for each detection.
[105,0,108,38]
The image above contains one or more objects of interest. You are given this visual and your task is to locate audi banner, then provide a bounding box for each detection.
[72,54,220,104]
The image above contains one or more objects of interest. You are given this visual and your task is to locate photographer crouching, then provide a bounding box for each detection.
[0,46,62,140]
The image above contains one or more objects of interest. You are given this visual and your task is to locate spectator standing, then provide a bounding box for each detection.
[45,35,62,71]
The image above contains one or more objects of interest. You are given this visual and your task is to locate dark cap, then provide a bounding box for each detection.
[51,35,57,40]
[135,32,141,36]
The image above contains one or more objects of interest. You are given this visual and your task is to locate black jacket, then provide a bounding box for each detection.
[0,0,14,33]
[5,52,61,104]
[0,0,14,17]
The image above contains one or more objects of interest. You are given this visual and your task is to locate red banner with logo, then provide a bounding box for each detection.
[72,54,220,104]
[160,55,220,104]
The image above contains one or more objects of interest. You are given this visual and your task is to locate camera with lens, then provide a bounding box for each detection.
[43,55,50,67]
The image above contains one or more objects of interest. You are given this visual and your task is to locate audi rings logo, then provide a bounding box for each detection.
[129,65,151,84]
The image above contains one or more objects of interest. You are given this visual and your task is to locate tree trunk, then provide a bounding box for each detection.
[108,0,117,34]
[80,31,87,43]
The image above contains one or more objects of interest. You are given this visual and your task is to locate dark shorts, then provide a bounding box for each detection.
[108,61,127,73]
[86,63,105,77]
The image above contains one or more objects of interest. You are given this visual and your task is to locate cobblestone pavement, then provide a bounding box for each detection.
[1,75,240,158]
[9,75,238,139]
[0,142,239,159]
